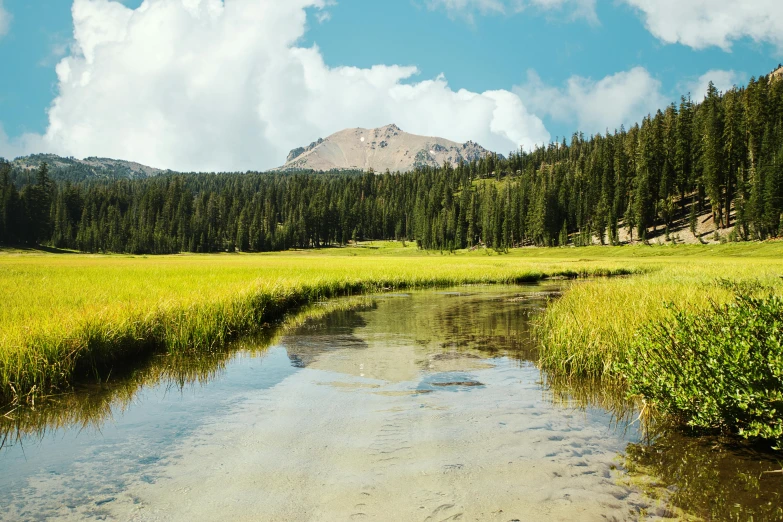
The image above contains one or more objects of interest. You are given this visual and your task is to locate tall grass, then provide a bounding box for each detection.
[537,254,783,379]
[0,249,635,405]
[536,245,783,445]
[4,242,783,409]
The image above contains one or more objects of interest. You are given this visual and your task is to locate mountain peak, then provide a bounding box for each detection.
[279,125,496,173]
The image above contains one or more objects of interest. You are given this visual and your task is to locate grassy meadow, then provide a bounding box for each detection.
[0,243,633,405]
[1,241,782,417]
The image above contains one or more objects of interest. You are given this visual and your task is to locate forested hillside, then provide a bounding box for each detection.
[1,71,782,254]
[9,154,164,183]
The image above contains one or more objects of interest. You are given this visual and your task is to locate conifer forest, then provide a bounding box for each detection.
[2,74,782,254]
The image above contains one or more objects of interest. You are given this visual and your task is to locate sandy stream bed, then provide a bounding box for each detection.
[112,348,655,520]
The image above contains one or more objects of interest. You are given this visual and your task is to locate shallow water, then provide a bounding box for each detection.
[1,285,780,521]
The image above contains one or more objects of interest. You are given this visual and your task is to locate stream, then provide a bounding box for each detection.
[1,285,780,521]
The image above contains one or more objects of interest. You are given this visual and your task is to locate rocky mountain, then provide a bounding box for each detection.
[10,154,164,180]
[279,124,498,173]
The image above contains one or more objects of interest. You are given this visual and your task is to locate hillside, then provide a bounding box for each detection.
[10,154,164,181]
[278,124,498,173]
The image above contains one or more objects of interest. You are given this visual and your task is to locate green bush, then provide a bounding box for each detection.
[621,292,783,448]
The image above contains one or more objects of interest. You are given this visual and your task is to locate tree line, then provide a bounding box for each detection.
[1,71,782,253]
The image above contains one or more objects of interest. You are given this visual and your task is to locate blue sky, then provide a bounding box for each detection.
[306,1,770,94]
[0,0,781,170]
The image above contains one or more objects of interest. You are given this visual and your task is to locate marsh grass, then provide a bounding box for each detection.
[3,242,783,409]
[535,244,783,445]
[0,250,635,405]
[537,255,783,380]
[0,296,377,448]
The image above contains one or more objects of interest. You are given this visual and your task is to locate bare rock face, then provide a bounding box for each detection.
[278,124,498,173]
[286,138,324,163]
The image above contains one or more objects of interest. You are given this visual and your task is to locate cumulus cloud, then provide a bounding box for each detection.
[622,0,783,51]
[0,0,12,38]
[682,69,743,100]
[11,0,550,171]
[514,67,667,136]
[427,0,597,23]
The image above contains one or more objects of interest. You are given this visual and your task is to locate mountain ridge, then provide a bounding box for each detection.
[9,153,164,180]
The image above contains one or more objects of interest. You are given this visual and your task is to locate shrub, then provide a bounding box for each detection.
[620,292,783,448]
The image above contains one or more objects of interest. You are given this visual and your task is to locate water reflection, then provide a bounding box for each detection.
[284,308,371,368]
[280,287,549,385]
[1,285,546,449]
[1,349,235,451]
[624,431,783,521]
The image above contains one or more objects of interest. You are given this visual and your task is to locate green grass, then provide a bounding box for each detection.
[536,245,783,379]
[0,246,634,405]
[533,242,783,444]
[3,241,783,417]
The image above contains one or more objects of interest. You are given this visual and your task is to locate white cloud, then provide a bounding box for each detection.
[0,0,12,38]
[0,127,18,160]
[427,0,597,23]
[514,67,667,136]
[10,0,550,171]
[682,69,742,100]
[0,125,46,161]
[622,0,783,51]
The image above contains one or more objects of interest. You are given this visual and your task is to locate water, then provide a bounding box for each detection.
[1,285,780,521]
